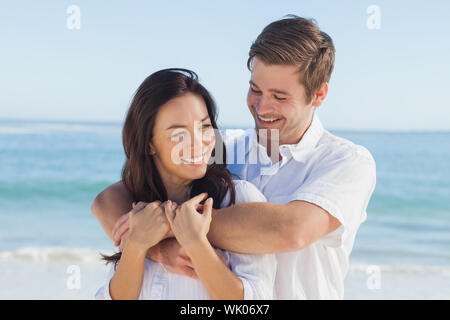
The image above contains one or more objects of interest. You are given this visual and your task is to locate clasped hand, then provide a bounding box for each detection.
[112,192,213,255]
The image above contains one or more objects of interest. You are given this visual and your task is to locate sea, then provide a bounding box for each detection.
[0,119,449,299]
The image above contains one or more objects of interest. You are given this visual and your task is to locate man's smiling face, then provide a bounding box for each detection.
[247,57,316,146]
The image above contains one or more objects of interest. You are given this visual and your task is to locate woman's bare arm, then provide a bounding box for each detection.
[184,238,243,300]
[109,241,147,300]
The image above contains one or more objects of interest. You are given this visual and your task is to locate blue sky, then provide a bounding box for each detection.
[1,0,449,131]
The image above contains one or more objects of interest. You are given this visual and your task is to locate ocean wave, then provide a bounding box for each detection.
[0,247,116,264]
[0,180,116,200]
[0,123,121,135]
[349,263,450,276]
[1,247,450,277]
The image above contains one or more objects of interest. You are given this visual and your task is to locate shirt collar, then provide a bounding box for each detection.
[249,113,324,163]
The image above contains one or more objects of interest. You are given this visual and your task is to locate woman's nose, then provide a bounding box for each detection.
[189,128,204,156]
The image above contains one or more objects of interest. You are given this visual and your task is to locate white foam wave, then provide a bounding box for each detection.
[349,263,450,276]
[1,247,450,277]
[0,247,115,264]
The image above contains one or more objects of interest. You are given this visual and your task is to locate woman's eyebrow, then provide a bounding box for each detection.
[166,115,210,130]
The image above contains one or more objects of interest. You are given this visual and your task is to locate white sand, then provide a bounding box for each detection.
[1,258,449,299]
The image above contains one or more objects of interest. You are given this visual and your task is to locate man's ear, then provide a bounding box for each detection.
[311,82,329,108]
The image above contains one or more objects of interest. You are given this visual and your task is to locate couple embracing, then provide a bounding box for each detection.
[92,16,376,300]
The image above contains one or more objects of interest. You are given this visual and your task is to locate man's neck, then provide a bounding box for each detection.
[257,114,314,163]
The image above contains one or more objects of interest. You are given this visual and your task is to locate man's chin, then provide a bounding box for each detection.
[254,121,284,135]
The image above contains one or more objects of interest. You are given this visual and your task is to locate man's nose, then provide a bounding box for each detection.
[255,95,273,115]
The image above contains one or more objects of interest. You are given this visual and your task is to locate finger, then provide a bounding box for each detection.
[178,248,192,264]
[150,200,162,207]
[113,218,131,245]
[112,212,130,236]
[119,230,130,252]
[162,200,173,211]
[163,200,176,224]
[112,214,130,245]
[179,247,189,258]
[195,204,204,213]
[134,201,148,210]
[179,253,192,263]
[182,266,199,280]
[178,255,193,268]
[129,202,148,218]
[159,200,169,208]
[132,202,136,209]
[203,197,213,217]
[186,192,208,206]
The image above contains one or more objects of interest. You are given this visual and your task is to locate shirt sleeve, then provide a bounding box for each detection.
[95,263,115,300]
[222,250,277,300]
[221,179,276,300]
[95,259,149,300]
[290,145,376,247]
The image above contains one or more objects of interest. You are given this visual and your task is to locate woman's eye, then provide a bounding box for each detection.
[202,124,212,129]
[274,95,286,101]
[172,131,187,139]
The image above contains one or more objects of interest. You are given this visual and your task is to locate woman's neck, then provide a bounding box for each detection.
[157,171,192,204]
[153,156,193,204]
[165,180,191,204]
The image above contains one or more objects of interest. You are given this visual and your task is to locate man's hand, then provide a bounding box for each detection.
[112,200,227,280]
[154,238,228,280]
[158,238,199,279]
[113,201,174,249]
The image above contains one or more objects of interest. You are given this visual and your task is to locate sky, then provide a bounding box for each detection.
[0,0,449,131]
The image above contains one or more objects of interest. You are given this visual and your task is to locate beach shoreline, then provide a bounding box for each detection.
[1,248,449,300]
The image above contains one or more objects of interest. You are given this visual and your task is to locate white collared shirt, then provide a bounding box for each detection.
[223,114,376,299]
[95,180,277,300]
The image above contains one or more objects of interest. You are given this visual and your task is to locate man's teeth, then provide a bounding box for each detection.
[258,115,280,122]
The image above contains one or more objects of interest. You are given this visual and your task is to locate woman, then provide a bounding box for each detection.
[95,68,276,300]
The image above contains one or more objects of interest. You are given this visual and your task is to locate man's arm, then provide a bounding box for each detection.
[91,182,198,279]
[208,200,341,254]
[92,182,340,255]
[209,148,376,254]
[91,182,134,241]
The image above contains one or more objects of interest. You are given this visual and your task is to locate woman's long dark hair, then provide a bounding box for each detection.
[102,68,236,266]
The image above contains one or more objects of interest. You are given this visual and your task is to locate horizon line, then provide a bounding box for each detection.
[1,117,449,133]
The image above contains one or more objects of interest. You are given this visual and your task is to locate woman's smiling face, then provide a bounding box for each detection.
[150,92,216,183]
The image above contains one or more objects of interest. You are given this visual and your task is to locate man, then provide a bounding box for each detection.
[92,16,376,299]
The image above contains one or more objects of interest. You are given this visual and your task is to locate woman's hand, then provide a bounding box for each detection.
[164,193,213,250]
[112,202,175,252]
[127,200,171,252]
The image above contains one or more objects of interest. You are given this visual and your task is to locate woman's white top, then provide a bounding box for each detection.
[95,180,277,300]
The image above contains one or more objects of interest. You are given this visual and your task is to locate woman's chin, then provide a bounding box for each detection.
[179,163,208,180]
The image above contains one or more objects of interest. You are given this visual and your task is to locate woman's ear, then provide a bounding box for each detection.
[149,142,157,156]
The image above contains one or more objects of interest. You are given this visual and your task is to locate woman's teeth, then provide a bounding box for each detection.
[181,152,206,164]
